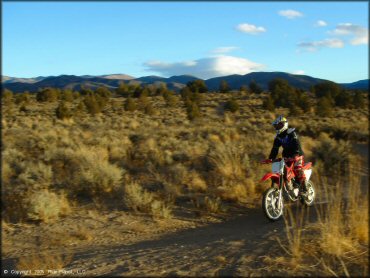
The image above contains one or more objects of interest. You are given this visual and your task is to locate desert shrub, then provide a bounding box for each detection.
[129,182,171,218]
[138,94,150,110]
[186,170,207,192]
[289,105,303,116]
[56,102,73,120]
[219,80,230,94]
[95,86,112,98]
[124,181,172,218]
[2,89,13,105]
[79,87,94,96]
[249,79,262,94]
[150,199,172,219]
[17,252,73,273]
[186,102,201,120]
[27,189,71,223]
[313,81,341,99]
[124,97,136,111]
[262,95,275,111]
[186,80,208,93]
[36,88,59,102]
[163,91,178,107]
[224,99,239,113]
[166,94,179,107]
[60,89,74,102]
[19,104,28,113]
[311,133,354,177]
[205,141,255,202]
[45,146,124,199]
[240,85,249,94]
[15,92,31,105]
[83,95,102,115]
[352,90,365,109]
[116,82,131,97]
[144,102,156,115]
[16,161,53,189]
[181,87,203,105]
[75,101,86,113]
[204,196,223,213]
[133,85,150,98]
[316,96,334,117]
[334,90,352,108]
[277,174,368,276]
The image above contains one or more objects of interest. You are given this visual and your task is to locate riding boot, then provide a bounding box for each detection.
[300,180,308,194]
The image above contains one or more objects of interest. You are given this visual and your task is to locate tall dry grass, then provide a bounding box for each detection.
[277,168,368,276]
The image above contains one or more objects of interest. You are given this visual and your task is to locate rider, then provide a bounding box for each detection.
[268,115,307,194]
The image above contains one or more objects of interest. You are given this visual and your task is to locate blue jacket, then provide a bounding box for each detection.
[269,128,304,160]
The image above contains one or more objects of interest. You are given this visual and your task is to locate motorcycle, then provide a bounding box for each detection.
[260,157,316,221]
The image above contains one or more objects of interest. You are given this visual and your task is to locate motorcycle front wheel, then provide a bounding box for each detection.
[300,180,315,206]
[262,187,284,221]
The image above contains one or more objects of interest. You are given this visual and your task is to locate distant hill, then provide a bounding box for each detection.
[2,72,368,93]
[2,76,47,84]
[340,79,369,90]
[205,72,331,91]
[99,74,135,80]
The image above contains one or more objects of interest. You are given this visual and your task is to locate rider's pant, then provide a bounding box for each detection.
[293,155,306,186]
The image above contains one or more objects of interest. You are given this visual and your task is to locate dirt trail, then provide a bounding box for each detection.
[66,208,286,276]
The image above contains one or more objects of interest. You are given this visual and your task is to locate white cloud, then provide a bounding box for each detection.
[298,38,344,52]
[144,55,265,79]
[292,70,305,75]
[315,20,327,27]
[278,9,303,19]
[330,23,368,45]
[236,23,266,34]
[211,46,239,54]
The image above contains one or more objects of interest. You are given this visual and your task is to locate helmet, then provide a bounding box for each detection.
[272,115,288,134]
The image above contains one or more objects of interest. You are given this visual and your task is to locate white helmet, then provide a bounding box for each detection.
[272,115,288,134]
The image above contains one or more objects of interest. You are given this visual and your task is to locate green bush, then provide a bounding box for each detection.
[144,102,156,115]
[95,86,112,98]
[262,95,275,111]
[27,190,71,223]
[124,97,136,111]
[36,88,59,102]
[15,92,31,105]
[56,102,73,120]
[352,91,365,109]
[60,89,74,102]
[83,95,102,115]
[186,102,201,120]
[224,99,239,113]
[316,97,334,117]
[2,89,13,105]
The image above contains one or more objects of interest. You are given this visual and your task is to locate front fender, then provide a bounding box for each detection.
[260,173,280,183]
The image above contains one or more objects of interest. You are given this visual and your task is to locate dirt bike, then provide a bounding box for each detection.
[260,157,316,221]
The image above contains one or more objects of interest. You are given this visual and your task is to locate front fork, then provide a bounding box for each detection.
[277,175,283,210]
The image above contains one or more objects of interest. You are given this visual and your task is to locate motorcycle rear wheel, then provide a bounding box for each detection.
[262,187,283,221]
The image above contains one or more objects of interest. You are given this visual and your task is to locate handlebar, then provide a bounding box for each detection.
[260,157,295,164]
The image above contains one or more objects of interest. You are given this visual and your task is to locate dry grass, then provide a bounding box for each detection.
[16,251,74,275]
[275,169,369,276]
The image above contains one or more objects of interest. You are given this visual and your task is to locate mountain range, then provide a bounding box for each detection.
[2,72,368,93]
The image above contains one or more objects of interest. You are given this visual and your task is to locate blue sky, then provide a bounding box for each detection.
[2,1,369,83]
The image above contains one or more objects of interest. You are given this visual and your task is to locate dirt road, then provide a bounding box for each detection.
[67,208,288,276]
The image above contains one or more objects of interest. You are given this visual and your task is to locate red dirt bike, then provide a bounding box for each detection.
[260,157,316,221]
